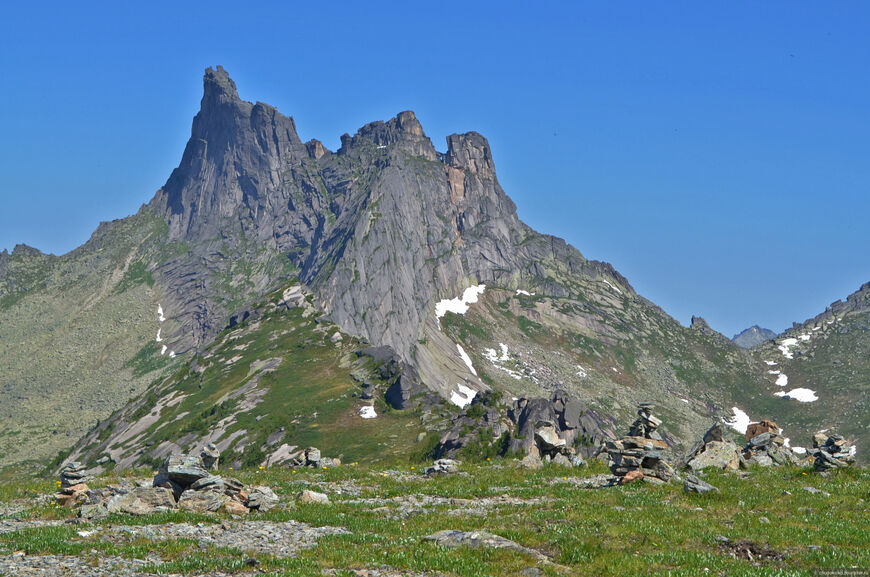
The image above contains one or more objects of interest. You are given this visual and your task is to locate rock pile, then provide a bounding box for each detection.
[742,421,801,467]
[59,449,281,518]
[54,462,93,507]
[811,432,856,472]
[682,423,741,471]
[424,459,459,476]
[603,404,675,484]
[289,447,341,469]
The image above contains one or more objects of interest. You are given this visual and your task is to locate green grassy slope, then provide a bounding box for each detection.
[65,285,451,472]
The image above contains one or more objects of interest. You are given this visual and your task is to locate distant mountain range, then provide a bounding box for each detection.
[0,67,866,471]
[732,325,777,348]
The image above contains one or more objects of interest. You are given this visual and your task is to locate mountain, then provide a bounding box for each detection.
[1,67,843,471]
[732,325,777,349]
[744,282,870,454]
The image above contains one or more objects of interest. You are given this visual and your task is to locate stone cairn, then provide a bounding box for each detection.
[811,432,856,472]
[58,448,279,518]
[200,443,220,470]
[603,404,674,484]
[55,462,93,507]
[288,447,341,469]
[741,420,800,467]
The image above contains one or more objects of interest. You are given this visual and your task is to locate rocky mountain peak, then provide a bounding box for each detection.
[340,110,437,160]
[203,65,240,103]
[157,67,307,240]
[446,132,496,179]
[732,325,776,349]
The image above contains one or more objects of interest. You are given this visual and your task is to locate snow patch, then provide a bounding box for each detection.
[775,373,788,387]
[435,285,486,320]
[576,365,587,378]
[764,360,777,366]
[724,407,753,434]
[812,326,821,331]
[160,345,167,356]
[450,384,477,408]
[483,344,522,380]
[156,329,163,343]
[602,280,622,295]
[768,370,781,375]
[515,289,536,297]
[169,351,176,359]
[611,367,620,374]
[482,343,509,362]
[680,398,689,404]
[799,334,811,341]
[777,338,798,359]
[774,388,818,402]
[792,446,807,455]
[157,304,166,322]
[456,344,477,376]
[359,406,377,419]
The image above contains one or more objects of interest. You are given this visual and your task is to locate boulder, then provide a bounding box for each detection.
[534,423,566,451]
[688,441,741,471]
[189,475,226,494]
[107,487,177,515]
[297,490,329,504]
[745,420,779,442]
[222,499,250,516]
[552,453,573,468]
[520,454,543,470]
[619,470,644,485]
[159,455,210,487]
[246,486,280,512]
[178,490,228,513]
[305,447,321,465]
[425,459,460,476]
[79,503,109,520]
[222,477,246,497]
[684,474,718,494]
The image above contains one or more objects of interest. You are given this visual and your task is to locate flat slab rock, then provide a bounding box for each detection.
[103,520,348,558]
[423,530,548,561]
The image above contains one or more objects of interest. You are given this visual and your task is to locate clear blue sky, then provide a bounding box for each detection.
[2,1,869,337]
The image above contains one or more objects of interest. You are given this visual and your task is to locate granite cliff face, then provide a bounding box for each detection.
[145,66,631,399]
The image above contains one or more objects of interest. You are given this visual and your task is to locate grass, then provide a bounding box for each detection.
[74,288,440,470]
[0,462,866,576]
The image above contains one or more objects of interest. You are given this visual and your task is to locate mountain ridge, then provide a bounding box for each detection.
[3,66,861,470]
